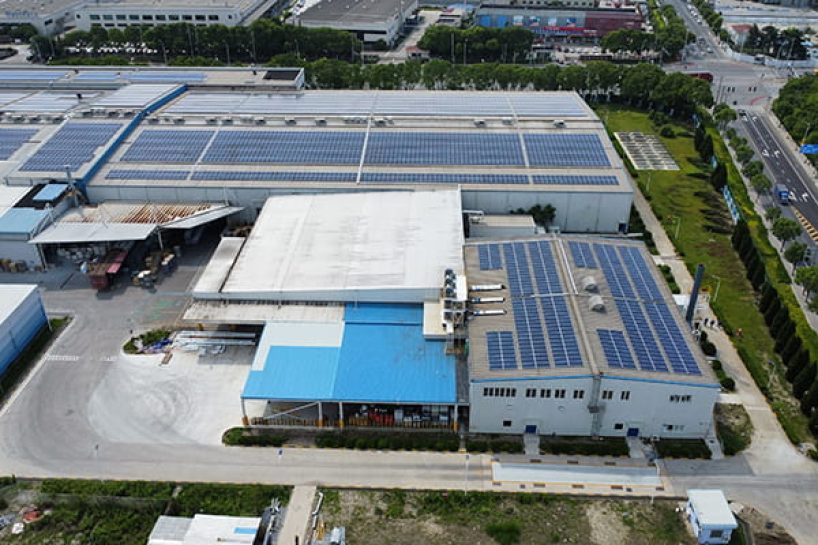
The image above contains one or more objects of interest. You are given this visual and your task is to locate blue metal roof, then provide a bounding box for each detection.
[242,304,456,404]
[0,208,48,235]
[32,183,68,202]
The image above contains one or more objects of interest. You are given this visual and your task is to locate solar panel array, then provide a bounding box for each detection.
[512,299,549,368]
[540,296,582,367]
[361,172,529,185]
[568,241,597,269]
[478,244,502,270]
[126,71,205,83]
[107,169,191,180]
[487,331,518,370]
[20,123,121,172]
[204,131,364,165]
[193,170,357,182]
[0,128,36,160]
[597,329,636,369]
[503,242,535,297]
[524,134,610,167]
[528,241,562,294]
[593,242,700,375]
[366,132,524,166]
[0,70,67,82]
[532,175,618,185]
[122,130,214,163]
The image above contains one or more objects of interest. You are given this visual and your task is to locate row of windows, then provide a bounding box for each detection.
[669,395,692,403]
[86,13,227,22]
[485,387,632,401]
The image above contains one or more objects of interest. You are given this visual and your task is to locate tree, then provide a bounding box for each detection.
[765,207,782,222]
[772,217,801,248]
[713,103,737,131]
[710,161,727,191]
[785,242,808,268]
[742,160,764,179]
[750,174,772,195]
[795,266,818,298]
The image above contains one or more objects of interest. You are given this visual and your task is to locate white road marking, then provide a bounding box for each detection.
[803,193,810,202]
[46,355,80,362]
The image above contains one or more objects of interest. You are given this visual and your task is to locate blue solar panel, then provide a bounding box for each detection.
[644,303,701,375]
[361,172,528,184]
[126,71,205,83]
[532,175,618,185]
[597,329,636,369]
[0,128,36,160]
[540,296,582,367]
[524,134,610,167]
[616,299,668,373]
[478,244,502,270]
[527,241,562,294]
[593,243,635,298]
[618,245,663,301]
[503,242,535,297]
[365,132,524,166]
[191,170,357,182]
[73,71,120,81]
[568,241,597,269]
[512,299,549,368]
[106,169,191,180]
[122,130,214,163]
[487,331,518,370]
[20,122,121,172]
[203,131,364,165]
[0,70,67,81]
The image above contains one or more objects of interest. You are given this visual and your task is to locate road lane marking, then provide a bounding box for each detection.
[46,355,80,362]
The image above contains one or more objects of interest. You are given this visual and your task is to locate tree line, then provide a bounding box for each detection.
[740,25,808,61]
[772,74,818,168]
[417,25,534,64]
[31,19,361,63]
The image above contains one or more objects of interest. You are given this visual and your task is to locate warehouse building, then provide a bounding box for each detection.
[465,236,719,438]
[298,0,418,45]
[85,89,634,234]
[476,4,643,38]
[0,284,47,378]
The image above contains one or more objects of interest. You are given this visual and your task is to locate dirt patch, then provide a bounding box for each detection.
[739,506,798,545]
[586,502,628,545]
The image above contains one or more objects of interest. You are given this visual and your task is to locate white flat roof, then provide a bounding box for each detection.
[0,284,38,325]
[217,190,464,302]
[688,489,738,527]
[183,514,260,545]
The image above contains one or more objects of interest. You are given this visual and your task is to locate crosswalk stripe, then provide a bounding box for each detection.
[793,207,818,243]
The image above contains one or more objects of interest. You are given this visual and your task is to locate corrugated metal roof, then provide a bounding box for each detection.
[29,222,155,244]
[242,304,456,404]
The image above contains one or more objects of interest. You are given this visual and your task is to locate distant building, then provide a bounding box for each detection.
[726,24,753,48]
[148,515,265,545]
[686,490,739,544]
[476,3,643,39]
[298,0,418,45]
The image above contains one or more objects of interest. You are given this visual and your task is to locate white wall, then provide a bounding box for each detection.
[0,238,44,269]
[469,375,719,438]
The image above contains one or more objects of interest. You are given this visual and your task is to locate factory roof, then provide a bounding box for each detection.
[465,235,717,386]
[148,514,261,545]
[0,208,49,236]
[242,304,456,404]
[0,284,38,325]
[200,190,464,303]
[687,490,737,528]
[299,0,410,25]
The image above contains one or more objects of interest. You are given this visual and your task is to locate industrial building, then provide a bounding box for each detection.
[0,284,47,377]
[464,236,719,438]
[0,0,277,36]
[297,0,418,45]
[476,3,643,38]
[82,88,633,234]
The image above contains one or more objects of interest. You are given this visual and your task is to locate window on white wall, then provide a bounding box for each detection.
[573,390,585,399]
[614,423,624,430]
[620,391,631,401]
[602,390,613,400]
[554,389,566,399]
[503,420,512,427]
[540,388,551,398]
[526,388,537,398]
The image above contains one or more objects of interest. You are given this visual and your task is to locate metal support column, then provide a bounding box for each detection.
[318,401,323,428]
[241,398,248,426]
[338,402,344,429]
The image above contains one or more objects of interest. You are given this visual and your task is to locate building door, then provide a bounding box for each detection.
[524,424,537,434]
[626,427,639,437]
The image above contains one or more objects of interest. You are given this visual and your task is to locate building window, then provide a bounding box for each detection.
[554,389,566,399]
[208,14,219,20]
[142,14,153,20]
[483,387,490,397]
[195,14,206,20]
[540,388,551,398]
[620,391,630,401]
[711,530,724,539]
[669,394,692,403]
[76,14,81,18]
[90,14,100,20]
[156,14,166,20]
[503,420,512,428]
[526,388,536,398]
[129,14,139,20]
[573,389,585,399]
[614,423,624,430]
[664,424,685,432]
[182,14,193,20]
[103,14,113,20]
[169,14,179,20]
[602,390,613,400]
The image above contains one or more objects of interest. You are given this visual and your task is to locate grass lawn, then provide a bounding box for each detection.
[596,104,811,445]
[320,489,694,545]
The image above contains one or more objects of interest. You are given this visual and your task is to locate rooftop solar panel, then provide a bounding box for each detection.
[597,329,636,369]
[478,244,503,270]
[361,172,528,185]
[365,132,524,166]
[20,122,121,172]
[122,129,214,163]
[524,134,610,167]
[527,241,563,294]
[540,296,582,367]
[106,169,191,180]
[487,331,518,370]
[203,131,364,165]
[568,241,597,269]
[512,299,549,368]
[502,242,535,297]
[191,170,357,182]
[532,175,618,185]
[0,128,36,160]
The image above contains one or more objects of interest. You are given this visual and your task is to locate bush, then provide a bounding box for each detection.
[174,483,291,516]
[222,428,287,447]
[701,341,718,357]
[485,520,522,545]
[466,436,523,453]
[659,125,676,138]
[720,377,736,391]
[40,479,174,499]
[711,359,722,371]
[540,437,628,456]
[316,431,459,452]
[654,439,711,459]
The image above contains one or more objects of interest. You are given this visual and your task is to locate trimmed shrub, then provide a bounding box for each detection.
[655,439,711,459]
[485,520,522,545]
[720,377,736,391]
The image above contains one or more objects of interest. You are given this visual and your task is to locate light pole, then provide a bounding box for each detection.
[669,215,681,239]
[464,453,470,494]
[711,274,722,303]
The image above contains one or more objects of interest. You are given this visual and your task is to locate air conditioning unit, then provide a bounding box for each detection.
[315,117,327,126]
[553,119,566,128]
[222,117,234,125]
[473,118,486,127]
[206,117,218,124]
[284,117,296,125]
[147,117,159,124]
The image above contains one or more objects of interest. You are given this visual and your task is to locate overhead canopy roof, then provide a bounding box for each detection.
[30,222,156,244]
[211,190,463,303]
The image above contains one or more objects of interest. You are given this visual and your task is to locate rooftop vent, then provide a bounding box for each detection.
[589,295,605,312]
[581,275,598,292]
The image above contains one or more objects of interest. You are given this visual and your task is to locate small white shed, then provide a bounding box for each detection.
[686,489,738,544]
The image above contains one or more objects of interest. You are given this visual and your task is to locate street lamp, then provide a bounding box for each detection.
[464,453,470,494]
[711,274,722,303]
[668,215,681,239]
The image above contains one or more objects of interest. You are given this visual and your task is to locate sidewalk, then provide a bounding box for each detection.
[633,181,813,473]
[277,485,316,545]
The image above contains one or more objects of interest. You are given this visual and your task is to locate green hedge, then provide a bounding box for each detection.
[222,427,287,447]
[315,431,459,451]
[40,479,174,499]
[466,437,523,454]
[541,437,629,457]
[170,483,291,516]
[655,439,711,459]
